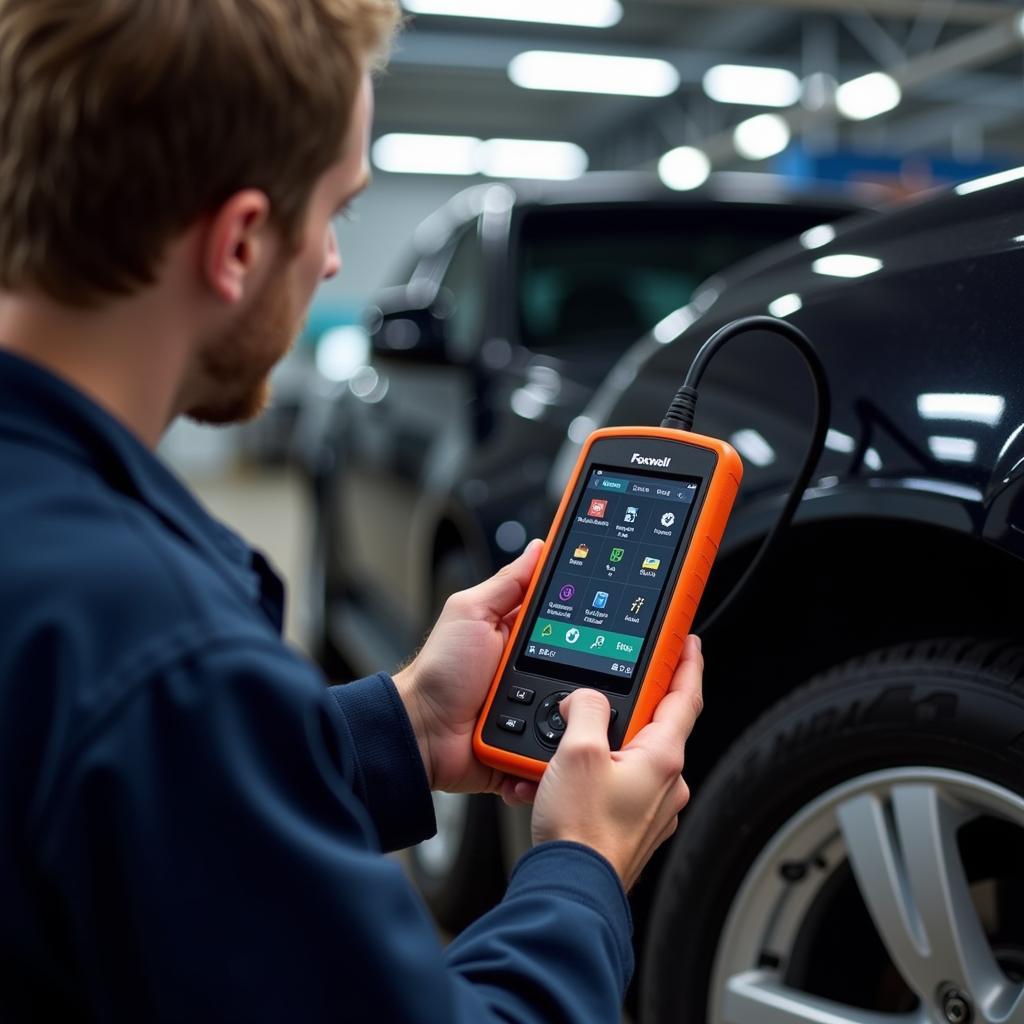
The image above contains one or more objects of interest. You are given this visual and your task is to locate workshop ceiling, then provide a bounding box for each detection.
[374,1,1024,178]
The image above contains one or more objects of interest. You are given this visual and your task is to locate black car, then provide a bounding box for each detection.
[536,170,1024,1022]
[310,173,865,682]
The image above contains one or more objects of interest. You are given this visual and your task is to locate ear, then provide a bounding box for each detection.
[201,190,273,305]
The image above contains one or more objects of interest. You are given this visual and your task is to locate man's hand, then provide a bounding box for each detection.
[393,540,543,803]
[530,635,704,891]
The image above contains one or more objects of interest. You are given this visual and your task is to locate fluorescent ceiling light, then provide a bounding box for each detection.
[733,113,791,161]
[703,64,800,107]
[402,0,622,27]
[835,72,901,121]
[812,254,883,279]
[658,147,711,192]
[767,293,802,318]
[509,51,680,97]
[955,165,1024,196]
[826,429,856,453]
[730,429,776,468]
[480,139,587,181]
[372,133,480,175]
[799,224,836,250]
[917,393,1005,427]
[928,436,978,463]
[653,305,697,343]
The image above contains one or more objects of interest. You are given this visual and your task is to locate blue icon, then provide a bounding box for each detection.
[593,591,609,609]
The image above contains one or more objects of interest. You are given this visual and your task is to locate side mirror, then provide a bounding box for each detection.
[364,283,456,365]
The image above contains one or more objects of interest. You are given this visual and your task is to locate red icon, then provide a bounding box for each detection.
[587,498,608,518]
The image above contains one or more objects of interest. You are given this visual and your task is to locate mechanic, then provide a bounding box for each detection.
[0,1,703,1021]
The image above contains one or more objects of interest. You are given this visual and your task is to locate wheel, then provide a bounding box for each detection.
[642,639,1024,1024]
[405,547,508,933]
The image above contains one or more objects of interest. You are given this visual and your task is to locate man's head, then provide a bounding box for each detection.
[0,0,398,425]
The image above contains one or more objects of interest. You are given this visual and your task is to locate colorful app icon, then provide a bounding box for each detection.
[573,543,590,559]
[592,590,609,609]
[624,506,638,523]
[610,547,625,563]
[565,628,581,644]
[587,498,608,518]
[660,512,676,528]
[630,596,646,614]
[642,556,661,571]
[559,584,576,602]
[541,623,553,638]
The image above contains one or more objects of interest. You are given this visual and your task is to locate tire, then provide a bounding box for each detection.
[405,548,507,934]
[641,638,1024,1024]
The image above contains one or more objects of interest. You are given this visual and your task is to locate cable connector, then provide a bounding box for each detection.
[661,385,699,432]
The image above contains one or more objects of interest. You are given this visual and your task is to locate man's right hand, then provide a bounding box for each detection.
[530,635,704,891]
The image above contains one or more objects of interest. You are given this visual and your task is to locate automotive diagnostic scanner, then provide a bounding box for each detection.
[473,426,743,780]
[473,315,832,781]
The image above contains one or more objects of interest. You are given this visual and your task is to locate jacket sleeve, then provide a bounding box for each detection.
[327,672,436,852]
[34,636,632,1023]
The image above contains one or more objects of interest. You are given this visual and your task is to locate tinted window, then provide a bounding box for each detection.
[442,223,486,362]
[517,204,844,350]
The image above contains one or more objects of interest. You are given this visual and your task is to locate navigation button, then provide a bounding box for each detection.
[498,716,526,734]
[509,687,535,706]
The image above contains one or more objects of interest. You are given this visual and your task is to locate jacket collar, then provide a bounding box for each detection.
[0,350,283,630]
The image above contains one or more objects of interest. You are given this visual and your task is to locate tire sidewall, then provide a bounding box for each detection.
[642,649,1024,1023]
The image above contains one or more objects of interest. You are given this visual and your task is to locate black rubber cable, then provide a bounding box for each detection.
[661,315,832,635]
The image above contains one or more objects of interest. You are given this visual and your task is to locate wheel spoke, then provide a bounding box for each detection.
[837,783,1021,1020]
[721,969,923,1024]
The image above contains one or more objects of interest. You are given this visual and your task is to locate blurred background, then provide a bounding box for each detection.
[162,0,1024,657]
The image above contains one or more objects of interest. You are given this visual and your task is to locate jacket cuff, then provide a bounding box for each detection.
[328,673,436,852]
[508,841,634,981]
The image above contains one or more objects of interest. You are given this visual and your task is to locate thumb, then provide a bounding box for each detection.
[466,538,543,618]
[557,689,612,753]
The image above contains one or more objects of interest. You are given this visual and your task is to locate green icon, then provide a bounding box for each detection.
[610,547,624,563]
[541,623,553,638]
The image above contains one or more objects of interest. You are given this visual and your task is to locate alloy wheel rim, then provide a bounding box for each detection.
[708,767,1024,1024]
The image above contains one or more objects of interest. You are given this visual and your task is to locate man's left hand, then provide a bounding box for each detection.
[393,539,543,805]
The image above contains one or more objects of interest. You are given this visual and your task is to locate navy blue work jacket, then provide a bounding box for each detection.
[0,351,633,1022]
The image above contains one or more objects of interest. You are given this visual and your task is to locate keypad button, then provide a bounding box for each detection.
[498,715,526,734]
[509,687,535,705]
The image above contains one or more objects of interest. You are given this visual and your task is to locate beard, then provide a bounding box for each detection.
[187,268,303,426]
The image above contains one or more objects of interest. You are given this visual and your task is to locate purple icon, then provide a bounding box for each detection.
[559,584,576,602]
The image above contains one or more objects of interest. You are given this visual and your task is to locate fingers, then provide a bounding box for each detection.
[499,777,539,806]
[651,634,704,738]
[457,539,543,620]
[555,689,612,763]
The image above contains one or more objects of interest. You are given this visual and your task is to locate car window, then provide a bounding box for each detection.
[441,223,486,362]
[517,203,847,351]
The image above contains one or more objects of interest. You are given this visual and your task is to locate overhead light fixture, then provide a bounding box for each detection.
[658,147,711,192]
[917,393,1005,427]
[955,165,1024,196]
[799,224,836,250]
[730,429,776,468]
[929,436,978,463]
[372,133,480,175]
[509,51,680,97]
[767,293,802,318]
[733,113,791,161]
[653,305,698,343]
[835,72,901,121]
[826,429,856,453]
[402,0,622,28]
[479,139,587,180]
[812,254,883,279]
[702,64,801,108]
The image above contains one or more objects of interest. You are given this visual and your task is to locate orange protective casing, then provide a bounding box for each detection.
[472,426,743,781]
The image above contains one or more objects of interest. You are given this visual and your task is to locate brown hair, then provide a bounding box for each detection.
[0,0,399,306]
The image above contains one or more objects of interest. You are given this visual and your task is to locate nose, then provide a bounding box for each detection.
[323,224,341,281]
